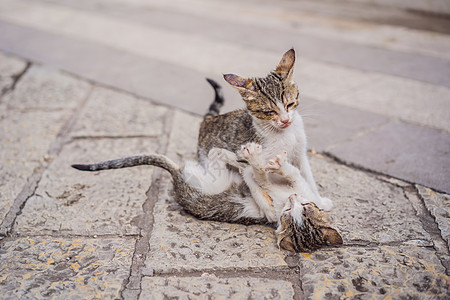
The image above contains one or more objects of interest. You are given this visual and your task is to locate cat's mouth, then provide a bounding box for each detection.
[280,122,291,128]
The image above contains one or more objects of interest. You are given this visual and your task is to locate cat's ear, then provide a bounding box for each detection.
[274,48,296,82]
[322,227,343,246]
[278,236,296,252]
[223,74,255,91]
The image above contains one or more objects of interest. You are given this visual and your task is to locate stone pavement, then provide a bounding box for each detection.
[0,0,449,299]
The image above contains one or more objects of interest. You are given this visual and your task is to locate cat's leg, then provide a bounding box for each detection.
[296,154,333,211]
[238,143,277,222]
[241,167,277,222]
[237,143,269,186]
[265,151,300,182]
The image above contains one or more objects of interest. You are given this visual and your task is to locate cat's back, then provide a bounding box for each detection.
[197,109,258,156]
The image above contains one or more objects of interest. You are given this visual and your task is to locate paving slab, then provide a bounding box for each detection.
[141,275,295,299]
[303,98,390,152]
[0,111,64,224]
[0,237,134,299]
[299,245,449,299]
[310,155,431,244]
[328,121,450,194]
[71,86,168,138]
[297,61,382,104]
[417,185,450,248]
[2,65,90,110]
[335,76,450,133]
[0,51,28,95]
[0,65,91,225]
[14,138,156,236]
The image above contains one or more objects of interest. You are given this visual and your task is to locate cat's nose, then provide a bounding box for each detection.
[280,118,291,127]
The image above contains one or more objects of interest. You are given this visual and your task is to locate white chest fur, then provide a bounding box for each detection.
[261,115,306,162]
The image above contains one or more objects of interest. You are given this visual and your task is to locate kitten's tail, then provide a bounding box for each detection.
[204,78,224,120]
[72,154,182,182]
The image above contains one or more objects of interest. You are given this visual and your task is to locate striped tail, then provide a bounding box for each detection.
[204,78,224,120]
[72,154,181,181]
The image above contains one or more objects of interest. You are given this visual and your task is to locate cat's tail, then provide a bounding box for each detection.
[204,78,224,120]
[72,154,182,182]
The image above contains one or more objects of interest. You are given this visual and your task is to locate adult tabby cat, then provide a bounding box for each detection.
[198,48,332,221]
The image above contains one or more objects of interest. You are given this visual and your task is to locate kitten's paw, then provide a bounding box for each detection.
[315,197,333,211]
[238,143,264,167]
[265,151,287,173]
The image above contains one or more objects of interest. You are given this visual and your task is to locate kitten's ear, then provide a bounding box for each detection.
[274,48,296,82]
[278,237,296,252]
[322,227,343,246]
[223,74,255,91]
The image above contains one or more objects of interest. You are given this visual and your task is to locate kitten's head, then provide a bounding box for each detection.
[276,195,343,253]
[223,49,299,130]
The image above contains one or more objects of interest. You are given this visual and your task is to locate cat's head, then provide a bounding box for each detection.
[224,49,299,131]
[276,195,343,253]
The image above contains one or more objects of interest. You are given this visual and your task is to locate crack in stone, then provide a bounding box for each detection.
[320,153,449,274]
[0,166,44,238]
[120,108,175,300]
[343,240,433,248]
[0,85,94,238]
[0,61,31,98]
[320,150,438,191]
[404,184,450,275]
[140,267,302,297]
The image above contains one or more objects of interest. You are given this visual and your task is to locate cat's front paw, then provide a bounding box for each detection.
[315,197,333,211]
[265,151,287,173]
[238,143,264,168]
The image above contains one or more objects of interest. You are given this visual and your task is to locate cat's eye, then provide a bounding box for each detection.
[286,103,295,110]
[263,110,276,116]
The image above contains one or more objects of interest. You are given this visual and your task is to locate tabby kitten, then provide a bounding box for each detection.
[198,48,333,220]
[72,146,342,252]
[214,143,343,251]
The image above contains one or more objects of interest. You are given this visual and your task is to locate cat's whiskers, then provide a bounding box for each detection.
[297,104,321,121]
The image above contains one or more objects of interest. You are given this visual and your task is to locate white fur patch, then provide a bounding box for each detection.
[232,195,265,220]
[182,160,241,194]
